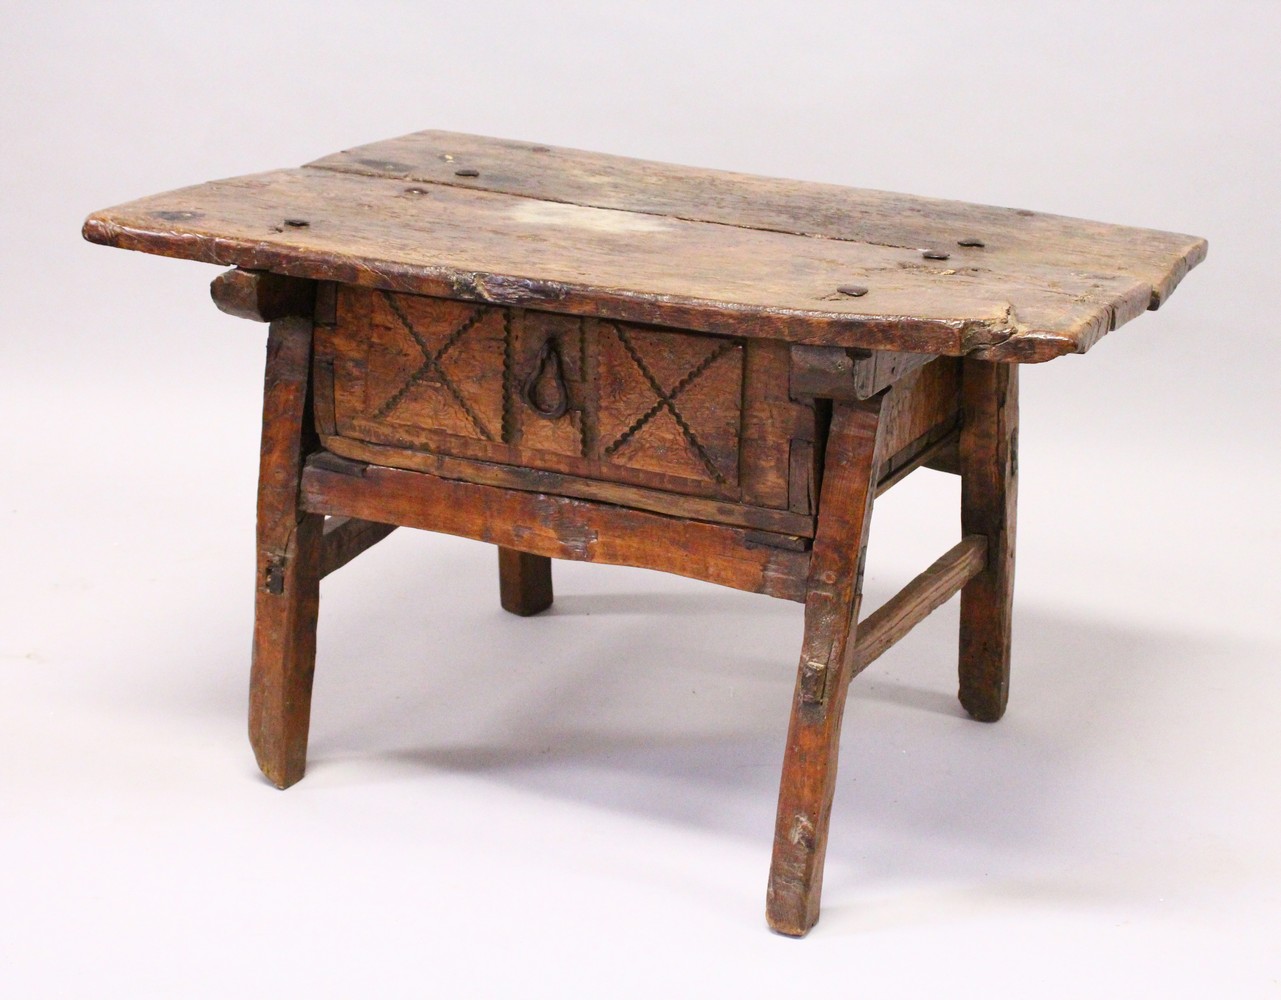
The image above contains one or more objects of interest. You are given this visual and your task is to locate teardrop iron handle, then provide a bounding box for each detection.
[520,338,570,419]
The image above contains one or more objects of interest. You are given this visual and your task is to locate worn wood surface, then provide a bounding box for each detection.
[83,130,1206,361]
[319,515,396,578]
[958,360,1019,721]
[315,439,815,536]
[299,458,811,603]
[317,286,813,519]
[210,268,315,323]
[876,357,961,460]
[498,548,554,616]
[80,128,1215,939]
[876,427,960,496]
[787,439,817,517]
[326,288,766,499]
[741,338,804,511]
[768,394,886,936]
[790,345,935,401]
[852,534,987,669]
[313,132,1206,312]
[249,317,324,789]
[923,435,961,477]
[869,355,963,497]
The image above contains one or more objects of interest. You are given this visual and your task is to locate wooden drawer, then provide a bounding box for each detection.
[312,286,819,532]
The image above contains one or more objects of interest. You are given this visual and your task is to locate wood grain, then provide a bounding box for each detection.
[768,394,886,936]
[327,289,756,497]
[249,317,323,790]
[83,130,1207,362]
[80,129,1211,936]
[875,427,960,496]
[958,360,1018,720]
[742,338,807,511]
[315,438,815,536]
[852,535,987,669]
[299,459,811,603]
[789,345,935,401]
[498,548,554,616]
[310,131,1206,311]
[320,286,812,515]
[210,268,315,323]
[319,516,396,578]
[876,357,961,460]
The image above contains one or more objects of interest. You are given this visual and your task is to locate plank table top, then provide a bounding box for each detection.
[83,130,1205,363]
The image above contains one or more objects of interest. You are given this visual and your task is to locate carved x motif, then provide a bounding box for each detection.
[373,291,495,440]
[603,324,735,483]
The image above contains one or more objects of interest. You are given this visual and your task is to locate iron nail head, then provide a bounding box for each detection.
[922,249,950,260]
[284,218,310,228]
[957,237,985,248]
[836,284,869,297]
[454,168,480,177]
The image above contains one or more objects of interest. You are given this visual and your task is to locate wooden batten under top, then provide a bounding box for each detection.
[210,268,315,323]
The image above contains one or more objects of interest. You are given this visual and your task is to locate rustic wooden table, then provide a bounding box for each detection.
[84,130,1205,935]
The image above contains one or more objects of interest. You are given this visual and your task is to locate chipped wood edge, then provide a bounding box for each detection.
[78,213,1040,356]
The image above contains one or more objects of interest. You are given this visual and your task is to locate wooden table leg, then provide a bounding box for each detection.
[249,317,324,789]
[958,359,1018,721]
[498,547,554,616]
[767,394,887,936]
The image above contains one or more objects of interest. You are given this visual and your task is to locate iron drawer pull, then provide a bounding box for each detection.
[520,338,569,419]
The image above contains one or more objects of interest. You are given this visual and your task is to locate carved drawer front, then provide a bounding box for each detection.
[316,287,808,510]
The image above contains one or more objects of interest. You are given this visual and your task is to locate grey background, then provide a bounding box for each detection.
[3,2,1277,996]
